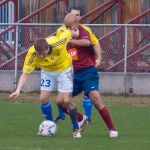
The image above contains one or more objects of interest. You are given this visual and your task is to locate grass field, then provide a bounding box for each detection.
[0,93,150,150]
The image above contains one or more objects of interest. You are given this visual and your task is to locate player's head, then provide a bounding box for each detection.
[69,7,85,23]
[64,13,78,29]
[70,9,81,22]
[34,38,52,58]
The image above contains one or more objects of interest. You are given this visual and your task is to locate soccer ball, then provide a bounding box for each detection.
[38,120,57,137]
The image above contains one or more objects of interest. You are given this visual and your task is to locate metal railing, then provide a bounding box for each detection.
[0,23,150,87]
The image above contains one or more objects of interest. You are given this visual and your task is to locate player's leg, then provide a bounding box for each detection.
[57,101,86,129]
[54,94,65,123]
[82,94,92,122]
[54,69,87,130]
[72,71,89,129]
[57,66,81,138]
[89,90,118,137]
[39,70,57,121]
[40,91,53,121]
[62,92,81,136]
[54,70,85,125]
[54,106,65,123]
[55,92,86,128]
[83,67,118,137]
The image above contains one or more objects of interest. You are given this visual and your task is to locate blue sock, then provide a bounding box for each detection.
[58,106,65,117]
[82,96,92,119]
[40,102,53,121]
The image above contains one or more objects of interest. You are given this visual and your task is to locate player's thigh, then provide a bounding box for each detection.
[83,70,99,94]
[56,92,64,104]
[56,92,73,103]
[61,92,75,109]
[40,70,57,91]
[62,92,72,103]
[57,67,73,93]
[72,78,83,96]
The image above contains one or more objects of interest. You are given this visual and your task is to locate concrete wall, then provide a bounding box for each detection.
[100,72,150,95]
[0,70,40,92]
[0,70,150,95]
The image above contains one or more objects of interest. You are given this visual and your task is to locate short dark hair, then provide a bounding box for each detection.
[69,6,85,16]
[34,38,49,54]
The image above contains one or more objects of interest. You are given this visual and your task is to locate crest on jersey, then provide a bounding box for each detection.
[68,48,78,60]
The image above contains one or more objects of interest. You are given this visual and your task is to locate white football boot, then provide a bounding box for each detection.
[78,115,88,130]
[73,129,82,138]
[109,130,119,138]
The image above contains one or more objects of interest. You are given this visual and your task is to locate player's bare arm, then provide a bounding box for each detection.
[69,38,91,47]
[9,73,29,99]
[93,44,102,68]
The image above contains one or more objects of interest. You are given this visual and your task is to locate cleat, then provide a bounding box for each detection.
[73,129,82,138]
[109,130,119,138]
[85,118,92,124]
[78,115,88,131]
[54,115,65,123]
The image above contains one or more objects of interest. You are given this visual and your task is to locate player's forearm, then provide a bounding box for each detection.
[70,39,91,47]
[16,73,29,92]
[93,44,101,62]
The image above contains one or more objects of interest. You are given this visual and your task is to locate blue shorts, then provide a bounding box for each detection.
[72,67,100,96]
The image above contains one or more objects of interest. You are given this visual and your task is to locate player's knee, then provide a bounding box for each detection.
[89,91,99,100]
[40,97,49,104]
[65,100,75,109]
[89,91,103,106]
[63,99,70,106]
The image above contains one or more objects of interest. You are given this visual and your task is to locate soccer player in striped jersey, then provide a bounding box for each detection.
[9,13,82,138]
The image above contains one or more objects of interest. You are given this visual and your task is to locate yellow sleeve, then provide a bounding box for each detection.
[58,29,72,43]
[82,25,99,45]
[23,46,36,74]
[56,25,67,36]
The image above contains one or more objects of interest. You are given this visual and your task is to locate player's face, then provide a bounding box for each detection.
[65,21,78,30]
[71,9,81,22]
[65,24,77,30]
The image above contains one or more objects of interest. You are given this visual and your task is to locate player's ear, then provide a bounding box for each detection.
[49,45,53,54]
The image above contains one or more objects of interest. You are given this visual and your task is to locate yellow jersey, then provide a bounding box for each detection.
[23,29,72,74]
[56,24,99,45]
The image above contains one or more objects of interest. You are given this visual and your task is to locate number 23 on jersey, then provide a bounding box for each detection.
[41,79,51,87]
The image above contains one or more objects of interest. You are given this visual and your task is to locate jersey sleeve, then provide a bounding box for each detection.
[23,46,36,74]
[58,29,72,43]
[89,31,99,45]
[79,27,91,41]
[56,25,66,36]
[82,25,99,45]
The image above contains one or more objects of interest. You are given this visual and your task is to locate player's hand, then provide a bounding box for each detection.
[95,58,101,68]
[70,26,79,38]
[9,91,20,99]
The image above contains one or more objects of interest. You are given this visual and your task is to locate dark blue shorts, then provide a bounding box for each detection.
[72,67,100,97]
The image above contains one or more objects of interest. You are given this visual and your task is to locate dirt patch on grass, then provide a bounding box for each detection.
[0,92,39,102]
[102,95,150,105]
[0,92,150,105]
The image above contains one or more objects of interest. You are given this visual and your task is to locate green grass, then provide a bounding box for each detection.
[0,93,150,150]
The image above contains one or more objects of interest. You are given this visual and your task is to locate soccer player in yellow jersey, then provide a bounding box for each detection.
[55,7,101,124]
[9,13,82,138]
